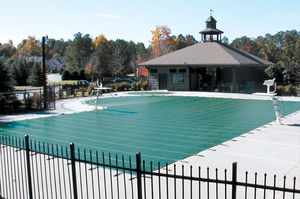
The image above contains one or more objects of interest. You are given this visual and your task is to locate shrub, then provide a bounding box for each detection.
[286,85,297,96]
[141,80,148,90]
[87,85,96,95]
[62,70,71,80]
[276,85,298,96]
[25,97,34,109]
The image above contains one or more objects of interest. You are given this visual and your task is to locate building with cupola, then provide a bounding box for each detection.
[139,16,273,92]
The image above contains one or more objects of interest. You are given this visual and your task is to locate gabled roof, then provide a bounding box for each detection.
[139,42,273,67]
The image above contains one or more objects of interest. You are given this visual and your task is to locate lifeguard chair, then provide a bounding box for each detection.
[263,78,276,94]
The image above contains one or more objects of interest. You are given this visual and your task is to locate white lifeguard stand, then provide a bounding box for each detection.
[263,78,276,94]
[263,78,282,125]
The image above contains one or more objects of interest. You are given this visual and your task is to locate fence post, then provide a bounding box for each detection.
[24,89,27,101]
[25,135,33,199]
[70,143,78,199]
[232,162,237,199]
[53,85,56,109]
[39,88,42,110]
[136,152,143,199]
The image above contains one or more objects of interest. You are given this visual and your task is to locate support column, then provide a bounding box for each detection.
[232,67,237,93]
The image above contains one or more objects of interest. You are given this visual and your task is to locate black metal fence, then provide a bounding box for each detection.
[0,86,57,114]
[0,84,97,114]
[0,135,299,199]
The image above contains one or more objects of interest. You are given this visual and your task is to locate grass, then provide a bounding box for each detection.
[47,80,78,85]
[14,86,42,90]
[14,80,78,90]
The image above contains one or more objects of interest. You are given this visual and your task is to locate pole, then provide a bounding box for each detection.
[136,153,142,199]
[25,135,33,199]
[232,162,237,199]
[70,143,78,199]
[42,36,47,110]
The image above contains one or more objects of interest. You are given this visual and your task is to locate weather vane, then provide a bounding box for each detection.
[210,8,214,16]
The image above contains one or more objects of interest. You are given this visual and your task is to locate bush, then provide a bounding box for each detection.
[25,97,34,109]
[276,85,286,96]
[62,70,71,80]
[287,85,297,96]
[87,85,96,95]
[276,85,298,96]
[115,82,131,91]
[141,80,148,90]
[71,71,79,80]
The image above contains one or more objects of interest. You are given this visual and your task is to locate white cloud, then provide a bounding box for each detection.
[95,13,119,19]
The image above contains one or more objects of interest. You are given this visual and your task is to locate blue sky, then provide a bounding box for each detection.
[0,0,299,47]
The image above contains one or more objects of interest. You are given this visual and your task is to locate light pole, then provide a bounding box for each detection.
[42,36,47,109]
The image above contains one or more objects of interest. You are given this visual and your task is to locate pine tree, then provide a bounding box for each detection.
[27,62,43,86]
[0,59,12,92]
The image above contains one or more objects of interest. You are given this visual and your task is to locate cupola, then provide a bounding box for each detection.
[200,16,223,42]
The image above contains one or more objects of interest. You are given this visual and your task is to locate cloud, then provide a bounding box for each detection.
[95,13,119,19]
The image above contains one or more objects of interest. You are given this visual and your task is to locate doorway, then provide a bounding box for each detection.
[159,74,168,90]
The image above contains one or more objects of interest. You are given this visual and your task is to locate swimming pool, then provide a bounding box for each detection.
[1,96,300,167]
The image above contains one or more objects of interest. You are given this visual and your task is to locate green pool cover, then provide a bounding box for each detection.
[1,96,300,168]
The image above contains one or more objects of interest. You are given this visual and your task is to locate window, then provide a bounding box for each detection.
[179,69,186,73]
[150,69,157,73]
[169,69,177,73]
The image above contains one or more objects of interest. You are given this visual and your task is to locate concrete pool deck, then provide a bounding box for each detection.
[1,91,300,182]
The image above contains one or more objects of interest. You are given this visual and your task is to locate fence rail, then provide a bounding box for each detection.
[0,84,98,114]
[0,135,299,199]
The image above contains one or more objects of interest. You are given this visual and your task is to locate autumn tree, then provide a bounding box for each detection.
[231,36,258,55]
[94,34,108,49]
[17,36,41,57]
[150,26,176,57]
[86,40,111,81]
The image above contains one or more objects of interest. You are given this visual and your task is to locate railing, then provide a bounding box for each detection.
[0,84,96,114]
[0,135,299,199]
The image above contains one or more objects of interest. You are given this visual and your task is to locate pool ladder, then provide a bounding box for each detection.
[272,96,285,125]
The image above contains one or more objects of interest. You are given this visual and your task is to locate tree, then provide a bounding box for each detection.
[62,70,71,80]
[94,34,108,49]
[170,34,197,51]
[64,32,93,71]
[136,42,148,62]
[231,36,258,55]
[86,41,111,80]
[6,58,31,86]
[27,62,43,86]
[71,70,79,80]
[17,36,41,57]
[150,26,176,57]
[0,40,16,58]
[79,69,86,80]
[221,36,229,45]
[110,39,132,77]
[0,59,13,92]
[53,39,67,57]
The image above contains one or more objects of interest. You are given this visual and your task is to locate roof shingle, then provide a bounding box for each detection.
[139,42,273,67]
